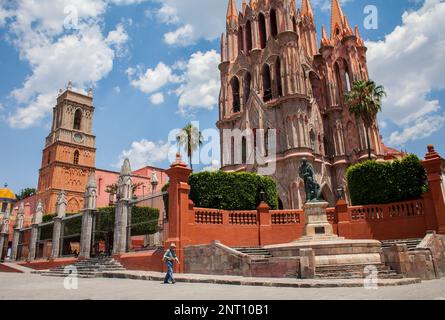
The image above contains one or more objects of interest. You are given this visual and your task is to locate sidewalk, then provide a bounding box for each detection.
[101,270,421,288]
[0,262,34,273]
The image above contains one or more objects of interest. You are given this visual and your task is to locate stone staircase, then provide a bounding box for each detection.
[233,247,273,261]
[381,238,423,251]
[35,257,126,278]
[315,264,404,280]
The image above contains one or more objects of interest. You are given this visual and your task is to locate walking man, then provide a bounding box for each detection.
[163,243,180,284]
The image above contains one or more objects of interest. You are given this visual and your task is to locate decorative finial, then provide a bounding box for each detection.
[67,81,73,90]
[88,87,93,97]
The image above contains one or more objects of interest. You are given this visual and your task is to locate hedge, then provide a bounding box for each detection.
[188,171,278,210]
[346,154,428,205]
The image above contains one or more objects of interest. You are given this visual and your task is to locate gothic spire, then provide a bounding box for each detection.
[120,158,132,176]
[330,0,345,38]
[321,25,331,47]
[355,25,364,46]
[301,0,314,18]
[242,0,247,14]
[86,171,97,189]
[226,0,238,24]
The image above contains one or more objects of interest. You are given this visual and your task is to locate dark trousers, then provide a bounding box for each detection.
[164,261,175,283]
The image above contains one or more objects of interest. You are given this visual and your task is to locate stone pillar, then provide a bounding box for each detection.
[28,224,39,261]
[258,201,271,247]
[423,145,445,234]
[299,248,315,279]
[301,201,335,240]
[165,153,193,273]
[51,191,67,259]
[113,159,133,255]
[336,198,350,238]
[11,228,20,261]
[80,172,97,259]
[0,233,8,262]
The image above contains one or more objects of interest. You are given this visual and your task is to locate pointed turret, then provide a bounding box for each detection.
[330,0,345,38]
[84,171,97,210]
[86,171,97,189]
[343,15,353,36]
[301,0,314,19]
[321,25,331,47]
[226,0,238,24]
[242,0,247,14]
[355,25,364,47]
[120,158,132,176]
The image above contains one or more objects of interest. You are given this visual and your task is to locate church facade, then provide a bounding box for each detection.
[218,0,397,209]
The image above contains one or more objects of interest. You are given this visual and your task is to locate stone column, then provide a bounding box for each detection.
[299,248,315,279]
[51,191,67,259]
[336,198,350,238]
[80,172,97,259]
[11,228,20,261]
[258,201,271,247]
[28,224,39,261]
[165,153,193,273]
[423,145,445,234]
[113,159,133,255]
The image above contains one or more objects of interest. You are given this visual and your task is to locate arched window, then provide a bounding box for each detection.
[334,63,342,105]
[262,64,272,102]
[345,64,352,92]
[270,9,278,38]
[73,109,82,130]
[292,17,297,33]
[243,72,251,106]
[74,150,80,165]
[246,20,253,52]
[242,137,247,164]
[275,58,283,98]
[238,26,244,54]
[310,130,316,151]
[231,77,241,113]
[258,13,267,49]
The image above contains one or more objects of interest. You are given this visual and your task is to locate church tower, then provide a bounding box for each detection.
[37,83,96,214]
[217,0,386,209]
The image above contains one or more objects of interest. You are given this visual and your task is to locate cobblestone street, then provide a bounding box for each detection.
[1,273,445,300]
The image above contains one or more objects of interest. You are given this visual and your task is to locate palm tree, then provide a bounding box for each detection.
[176,123,203,170]
[345,80,387,160]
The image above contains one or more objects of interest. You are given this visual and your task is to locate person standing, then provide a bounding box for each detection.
[163,243,180,284]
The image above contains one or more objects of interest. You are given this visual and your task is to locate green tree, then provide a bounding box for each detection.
[345,80,387,160]
[15,188,37,201]
[176,123,203,170]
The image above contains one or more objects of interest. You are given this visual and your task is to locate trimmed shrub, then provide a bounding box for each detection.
[130,206,160,236]
[347,154,427,205]
[189,171,278,210]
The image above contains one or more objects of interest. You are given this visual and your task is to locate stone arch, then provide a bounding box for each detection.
[262,64,272,102]
[67,198,80,213]
[245,20,253,52]
[238,26,244,54]
[73,109,82,130]
[230,76,241,113]
[258,12,267,49]
[270,8,278,38]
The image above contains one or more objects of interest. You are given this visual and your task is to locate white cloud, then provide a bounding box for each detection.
[164,24,194,46]
[116,139,172,170]
[149,92,165,105]
[128,62,175,94]
[366,0,445,146]
[109,0,148,5]
[176,50,220,115]
[114,86,121,93]
[128,50,220,115]
[156,4,179,24]
[1,0,132,129]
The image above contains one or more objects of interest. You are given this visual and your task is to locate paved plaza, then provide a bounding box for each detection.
[1,273,445,300]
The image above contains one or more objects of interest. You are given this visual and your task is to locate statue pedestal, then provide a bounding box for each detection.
[299,201,341,241]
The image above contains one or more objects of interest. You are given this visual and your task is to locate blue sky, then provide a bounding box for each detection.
[0,0,444,192]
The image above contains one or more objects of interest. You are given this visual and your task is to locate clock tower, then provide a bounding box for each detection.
[37,84,96,214]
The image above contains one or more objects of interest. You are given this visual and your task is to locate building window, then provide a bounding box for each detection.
[262,64,272,102]
[231,77,241,113]
[238,26,244,54]
[258,13,267,49]
[242,137,247,164]
[246,20,253,52]
[243,72,251,106]
[47,151,51,165]
[270,9,278,38]
[74,109,82,130]
[74,150,80,165]
[275,58,283,98]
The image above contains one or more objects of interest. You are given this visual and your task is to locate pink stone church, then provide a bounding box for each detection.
[218,0,403,209]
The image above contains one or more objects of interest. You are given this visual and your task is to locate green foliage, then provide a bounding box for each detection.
[347,154,428,205]
[130,206,160,236]
[15,188,37,201]
[189,171,278,210]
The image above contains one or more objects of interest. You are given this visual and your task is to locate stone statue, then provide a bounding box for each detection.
[56,190,67,218]
[299,158,322,203]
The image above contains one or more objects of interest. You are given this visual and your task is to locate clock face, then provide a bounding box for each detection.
[73,133,83,143]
